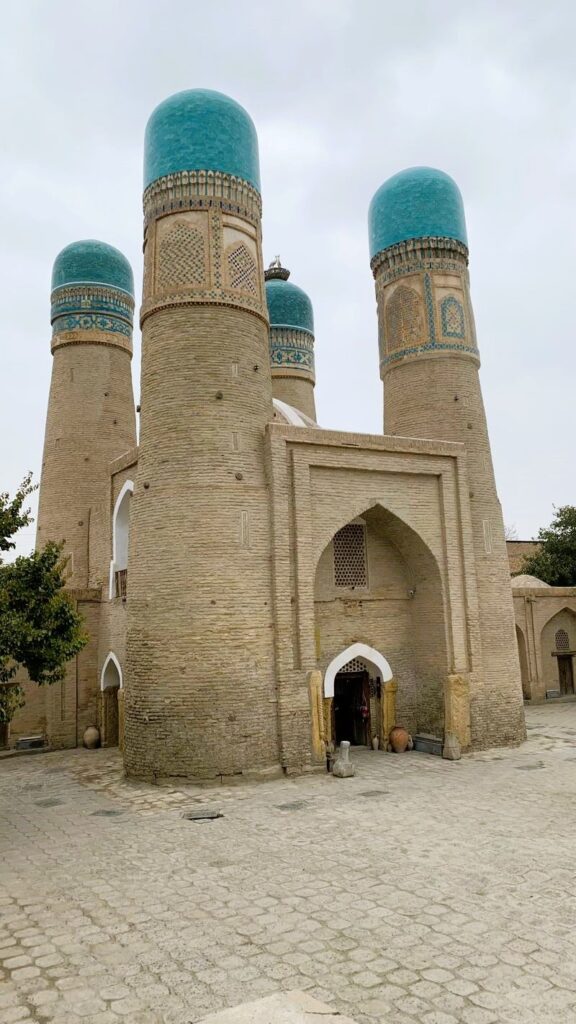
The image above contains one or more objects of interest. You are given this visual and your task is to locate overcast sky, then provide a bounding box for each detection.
[2,0,575,556]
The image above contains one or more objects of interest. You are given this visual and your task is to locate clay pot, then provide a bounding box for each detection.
[371,736,379,751]
[388,725,411,753]
[83,726,100,750]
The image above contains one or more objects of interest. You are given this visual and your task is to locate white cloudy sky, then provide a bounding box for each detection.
[2,0,575,555]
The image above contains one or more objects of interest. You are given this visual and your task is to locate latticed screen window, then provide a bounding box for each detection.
[333,523,368,589]
[555,629,570,651]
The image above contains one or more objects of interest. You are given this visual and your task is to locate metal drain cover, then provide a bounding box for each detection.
[35,797,63,807]
[359,790,389,798]
[515,763,544,771]
[276,800,308,811]
[182,809,223,821]
[91,809,125,817]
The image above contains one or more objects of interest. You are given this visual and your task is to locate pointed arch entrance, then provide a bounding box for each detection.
[324,643,394,747]
[100,653,122,747]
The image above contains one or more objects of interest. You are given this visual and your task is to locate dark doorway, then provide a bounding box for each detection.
[0,721,8,749]
[333,671,370,746]
[558,656,574,696]
[102,687,119,746]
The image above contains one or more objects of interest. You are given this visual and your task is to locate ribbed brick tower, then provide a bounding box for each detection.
[369,167,525,748]
[124,89,279,780]
[37,241,136,588]
[265,259,316,421]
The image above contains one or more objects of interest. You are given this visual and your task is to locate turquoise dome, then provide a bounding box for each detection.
[144,89,260,191]
[51,240,134,296]
[368,167,468,258]
[265,278,314,334]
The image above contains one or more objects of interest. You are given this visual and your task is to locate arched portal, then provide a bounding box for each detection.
[315,503,448,744]
[100,653,122,747]
[541,608,576,697]
[516,624,530,700]
[109,480,133,600]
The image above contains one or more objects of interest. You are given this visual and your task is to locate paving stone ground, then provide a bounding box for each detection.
[2,703,576,1024]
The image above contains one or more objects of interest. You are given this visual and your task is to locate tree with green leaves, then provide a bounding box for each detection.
[0,475,87,724]
[519,505,576,587]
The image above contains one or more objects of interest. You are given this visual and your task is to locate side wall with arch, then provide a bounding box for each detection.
[513,588,576,701]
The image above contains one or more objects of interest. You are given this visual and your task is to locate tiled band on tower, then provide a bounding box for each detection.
[369,168,525,747]
[124,90,280,780]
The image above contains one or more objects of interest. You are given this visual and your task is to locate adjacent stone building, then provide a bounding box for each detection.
[6,88,527,775]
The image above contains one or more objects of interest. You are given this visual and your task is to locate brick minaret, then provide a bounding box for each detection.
[369,167,525,748]
[37,241,136,588]
[124,90,280,780]
[265,259,316,421]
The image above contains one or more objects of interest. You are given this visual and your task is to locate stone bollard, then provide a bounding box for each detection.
[333,740,355,778]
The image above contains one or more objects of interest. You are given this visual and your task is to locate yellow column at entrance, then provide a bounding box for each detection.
[117,689,125,753]
[308,671,325,762]
[444,674,471,750]
[380,678,397,749]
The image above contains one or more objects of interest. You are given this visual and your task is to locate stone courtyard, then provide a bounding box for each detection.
[1,704,576,1024]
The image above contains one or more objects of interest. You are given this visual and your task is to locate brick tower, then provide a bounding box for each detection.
[369,167,525,747]
[265,259,316,421]
[37,240,136,588]
[124,90,279,780]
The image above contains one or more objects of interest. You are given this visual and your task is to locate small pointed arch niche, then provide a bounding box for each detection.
[109,480,133,600]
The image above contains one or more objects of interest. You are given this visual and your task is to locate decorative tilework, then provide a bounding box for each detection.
[144,90,260,190]
[380,339,479,367]
[269,328,315,378]
[440,296,465,339]
[158,223,206,288]
[52,314,132,338]
[51,285,134,327]
[227,243,257,295]
[384,285,423,352]
[50,283,134,340]
[423,273,437,342]
[143,170,261,229]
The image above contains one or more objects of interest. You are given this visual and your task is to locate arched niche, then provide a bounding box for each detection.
[314,503,448,741]
[100,652,122,748]
[540,607,576,697]
[108,480,133,599]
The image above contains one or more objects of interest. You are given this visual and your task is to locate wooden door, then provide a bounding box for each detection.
[558,656,574,696]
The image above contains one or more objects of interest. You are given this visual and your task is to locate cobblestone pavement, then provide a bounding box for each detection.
[2,704,576,1024]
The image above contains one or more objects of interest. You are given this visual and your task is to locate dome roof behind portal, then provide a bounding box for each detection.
[265,263,314,334]
[144,89,260,191]
[51,240,134,296]
[369,166,468,258]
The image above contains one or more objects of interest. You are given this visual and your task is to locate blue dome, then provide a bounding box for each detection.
[368,167,468,258]
[51,240,134,296]
[144,89,260,191]
[265,277,314,334]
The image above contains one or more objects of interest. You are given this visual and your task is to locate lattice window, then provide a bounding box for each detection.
[555,629,570,651]
[227,243,257,294]
[340,657,367,673]
[333,524,368,589]
[440,295,465,339]
[158,223,206,289]
[385,285,423,352]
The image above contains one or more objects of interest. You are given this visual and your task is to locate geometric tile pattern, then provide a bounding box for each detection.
[227,243,258,295]
[270,329,315,377]
[158,223,206,289]
[440,296,465,339]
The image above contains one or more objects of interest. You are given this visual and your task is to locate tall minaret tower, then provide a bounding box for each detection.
[124,90,280,780]
[265,259,316,421]
[369,167,525,748]
[37,241,136,588]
